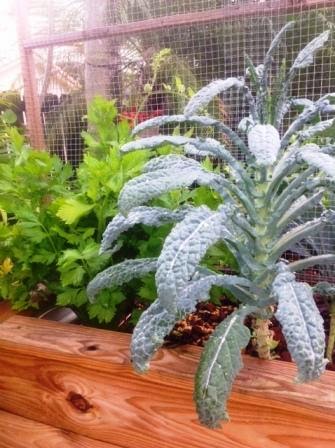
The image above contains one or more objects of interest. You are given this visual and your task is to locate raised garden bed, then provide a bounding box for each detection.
[0,316,334,448]
[0,301,17,323]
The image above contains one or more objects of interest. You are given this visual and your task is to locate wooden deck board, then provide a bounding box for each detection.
[0,316,334,448]
[0,410,120,448]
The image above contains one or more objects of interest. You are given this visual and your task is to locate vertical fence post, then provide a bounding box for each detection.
[15,0,46,150]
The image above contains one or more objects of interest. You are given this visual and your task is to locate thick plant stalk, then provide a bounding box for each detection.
[251,317,277,360]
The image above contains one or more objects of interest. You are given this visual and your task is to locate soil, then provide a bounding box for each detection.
[165,266,335,372]
[36,261,335,371]
[165,299,335,371]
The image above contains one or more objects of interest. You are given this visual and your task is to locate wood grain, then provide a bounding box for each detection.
[0,410,119,448]
[0,316,334,448]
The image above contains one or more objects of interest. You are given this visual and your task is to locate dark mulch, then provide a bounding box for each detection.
[165,296,335,372]
[166,300,235,348]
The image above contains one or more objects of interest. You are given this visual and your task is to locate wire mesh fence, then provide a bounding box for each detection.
[20,0,335,163]
[12,0,335,281]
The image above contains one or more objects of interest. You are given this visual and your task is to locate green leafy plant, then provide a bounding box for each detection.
[56,97,225,325]
[0,98,150,319]
[122,47,200,125]
[0,95,226,324]
[88,22,335,427]
[292,203,335,362]
[0,130,72,309]
[0,105,19,161]
[81,96,131,159]
[53,97,154,324]
[121,48,172,125]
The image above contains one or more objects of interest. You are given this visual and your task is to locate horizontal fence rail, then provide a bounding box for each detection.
[23,0,335,49]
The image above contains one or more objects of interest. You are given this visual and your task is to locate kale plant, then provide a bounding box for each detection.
[291,200,335,362]
[88,23,335,427]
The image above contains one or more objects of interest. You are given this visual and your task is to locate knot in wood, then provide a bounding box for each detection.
[86,344,98,351]
[67,391,93,413]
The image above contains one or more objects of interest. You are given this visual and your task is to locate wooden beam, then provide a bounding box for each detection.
[0,316,334,448]
[15,0,46,149]
[0,410,119,448]
[23,0,335,50]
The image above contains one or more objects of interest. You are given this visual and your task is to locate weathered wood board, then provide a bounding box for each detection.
[0,316,334,448]
[0,410,117,448]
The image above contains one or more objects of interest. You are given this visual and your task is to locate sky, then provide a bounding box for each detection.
[0,0,16,57]
[0,1,20,90]
[0,1,18,64]
[0,0,84,91]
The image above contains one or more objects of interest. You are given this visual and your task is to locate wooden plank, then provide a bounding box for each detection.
[1,316,334,415]
[23,0,335,49]
[0,316,334,448]
[0,410,120,448]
